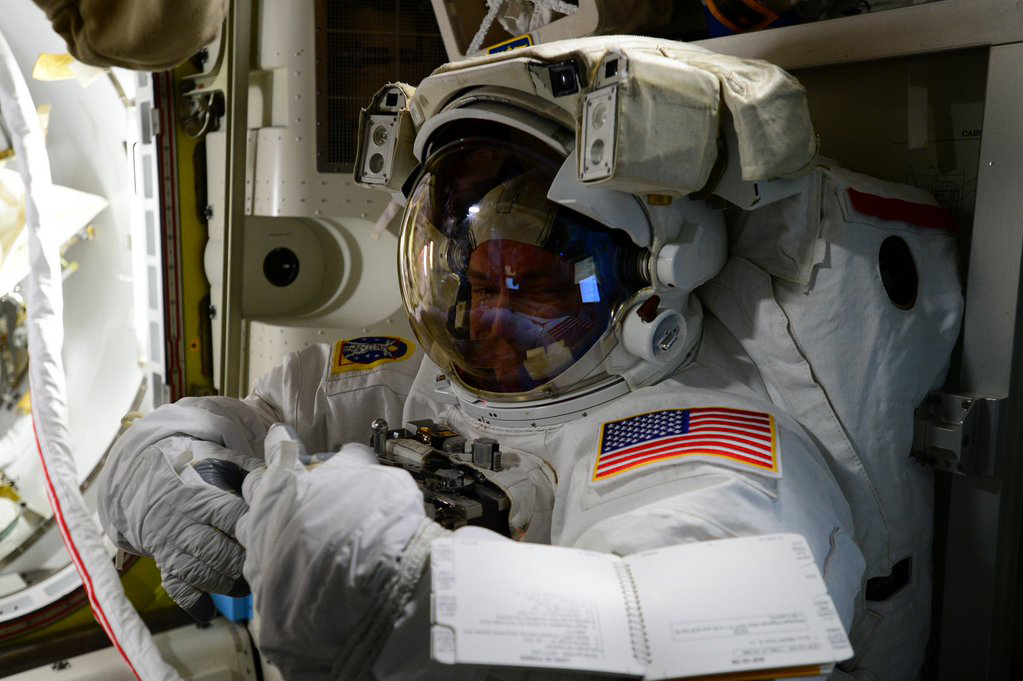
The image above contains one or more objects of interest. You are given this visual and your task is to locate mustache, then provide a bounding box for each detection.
[469,308,600,348]
[463,340,521,369]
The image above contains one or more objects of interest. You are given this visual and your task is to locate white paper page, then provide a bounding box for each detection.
[624,534,853,680]
[431,534,648,676]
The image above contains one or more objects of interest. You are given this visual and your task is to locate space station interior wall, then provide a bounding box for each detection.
[793,49,987,227]
[202,0,418,393]
[0,0,161,651]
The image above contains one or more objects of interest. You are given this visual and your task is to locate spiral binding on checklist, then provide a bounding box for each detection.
[613,561,652,666]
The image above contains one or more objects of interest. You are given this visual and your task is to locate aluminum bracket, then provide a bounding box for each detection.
[912,391,1005,477]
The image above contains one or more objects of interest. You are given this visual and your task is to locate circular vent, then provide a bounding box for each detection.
[878,236,918,310]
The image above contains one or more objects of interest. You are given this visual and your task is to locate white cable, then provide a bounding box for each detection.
[467,0,506,55]
[0,29,183,681]
[538,0,579,16]
[370,196,403,240]
[468,0,580,54]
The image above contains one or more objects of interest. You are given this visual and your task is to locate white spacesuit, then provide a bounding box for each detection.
[97,37,961,681]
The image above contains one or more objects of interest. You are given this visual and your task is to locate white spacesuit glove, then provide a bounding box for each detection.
[98,398,270,621]
[237,425,446,681]
[98,437,254,620]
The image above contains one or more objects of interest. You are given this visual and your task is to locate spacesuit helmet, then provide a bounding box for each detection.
[400,119,648,397]
[357,38,820,414]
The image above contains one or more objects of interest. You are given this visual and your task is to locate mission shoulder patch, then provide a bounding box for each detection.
[330,336,415,375]
[592,407,781,483]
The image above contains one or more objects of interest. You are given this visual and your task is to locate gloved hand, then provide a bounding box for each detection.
[99,398,271,621]
[99,437,257,621]
[237,424,445,681]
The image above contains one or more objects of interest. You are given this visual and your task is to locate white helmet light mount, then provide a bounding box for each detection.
[354,83,418,193]
[651,199,729,291]
[621,296,687,364]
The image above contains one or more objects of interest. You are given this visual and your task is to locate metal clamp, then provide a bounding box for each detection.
[912,391,1005,476]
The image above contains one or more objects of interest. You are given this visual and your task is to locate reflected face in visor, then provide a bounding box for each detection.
[467,240,592,390]
[399,121,645,398]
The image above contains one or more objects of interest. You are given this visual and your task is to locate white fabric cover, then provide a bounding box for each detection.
[700,163,962,679]
[675,46,817,180]
[0,28,182,681]
[115,325,863,680]
[238,433,445,680]
[415,36,817,193]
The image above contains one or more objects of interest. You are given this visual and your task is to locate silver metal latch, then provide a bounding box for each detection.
[912,392,1005,476]
[114,548,130,571]
[148,106,161,138]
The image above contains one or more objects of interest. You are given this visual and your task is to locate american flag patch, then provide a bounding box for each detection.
[592,407,780,483]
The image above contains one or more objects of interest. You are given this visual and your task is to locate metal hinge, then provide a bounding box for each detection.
[912,391,1005,476]
[148,106,161,138]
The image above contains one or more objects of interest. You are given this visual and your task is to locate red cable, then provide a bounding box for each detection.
[32,418,144,681]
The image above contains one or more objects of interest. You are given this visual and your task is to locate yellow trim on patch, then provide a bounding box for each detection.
[591,407,780,483]
[486,34,534,54]
[330,336,416,375]
[594,419,612,480]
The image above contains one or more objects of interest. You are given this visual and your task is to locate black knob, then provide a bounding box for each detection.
[263,247,300,287]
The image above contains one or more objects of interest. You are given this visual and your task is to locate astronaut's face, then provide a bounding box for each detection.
[400,123,646,397]
[467,239,582,389]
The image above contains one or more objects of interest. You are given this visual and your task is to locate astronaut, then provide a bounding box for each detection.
[97,37,961,681]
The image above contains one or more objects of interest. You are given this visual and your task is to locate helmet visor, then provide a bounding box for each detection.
[400,127,642,396]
